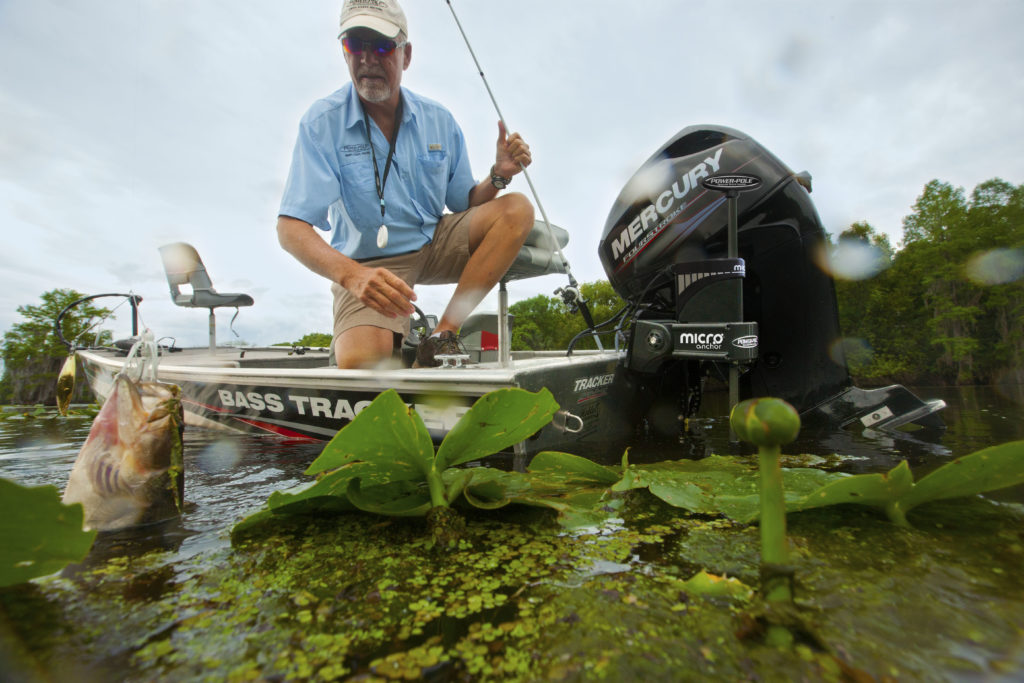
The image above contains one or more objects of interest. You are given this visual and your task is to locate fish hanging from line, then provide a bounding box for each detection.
[62,375,184,531]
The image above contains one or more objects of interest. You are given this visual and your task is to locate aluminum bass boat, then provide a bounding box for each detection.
[66,125,945,458]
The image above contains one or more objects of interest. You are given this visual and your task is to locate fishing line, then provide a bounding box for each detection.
[120,329,160,382]
[443,0,571,282]
[444,0,604,349]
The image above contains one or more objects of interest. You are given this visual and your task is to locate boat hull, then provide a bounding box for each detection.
[76,347,641,458]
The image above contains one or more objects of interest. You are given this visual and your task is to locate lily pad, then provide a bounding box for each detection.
[458,467,621,528]
[611,455,840,522]
[0,479,97,587]
[903,441,1024,508]
[792,440,1024,526]
[528,450,621,485]
[614,442,1024,528]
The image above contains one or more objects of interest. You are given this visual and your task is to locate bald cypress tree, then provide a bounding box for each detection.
[1,289,112,405]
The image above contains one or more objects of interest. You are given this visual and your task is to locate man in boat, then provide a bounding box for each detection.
[276,0,534,369]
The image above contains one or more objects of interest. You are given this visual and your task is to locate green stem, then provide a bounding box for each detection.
[759,445,791,603]
[426,466,448,509]
[759,444,795,648]
[885,500,910,528]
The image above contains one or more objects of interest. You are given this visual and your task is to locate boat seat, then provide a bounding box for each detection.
[158,242,254,351]
[502,220,571,282]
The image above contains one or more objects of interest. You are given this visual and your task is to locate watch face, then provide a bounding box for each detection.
[491,176,507,189]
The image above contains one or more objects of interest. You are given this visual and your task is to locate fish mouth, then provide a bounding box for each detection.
[143,390,181,424]
[146,401,175,423]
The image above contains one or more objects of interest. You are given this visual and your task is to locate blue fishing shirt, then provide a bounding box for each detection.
[279,84,477,260]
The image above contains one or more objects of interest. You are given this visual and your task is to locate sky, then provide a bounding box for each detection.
[1,0,1021,348]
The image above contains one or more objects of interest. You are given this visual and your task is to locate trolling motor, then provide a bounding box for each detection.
[601,125,945,431]
[630,173,765,437]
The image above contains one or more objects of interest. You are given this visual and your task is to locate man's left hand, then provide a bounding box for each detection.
[493,120,531,178]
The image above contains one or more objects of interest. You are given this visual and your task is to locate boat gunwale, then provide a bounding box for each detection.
[75,347,625,393]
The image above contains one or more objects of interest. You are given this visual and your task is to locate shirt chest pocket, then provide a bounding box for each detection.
[339,153,376,195]
[416,151,449,208]
[337,153,380,228]
[417,151,449,180]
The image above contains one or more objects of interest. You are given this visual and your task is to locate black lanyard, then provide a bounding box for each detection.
[362,95,403,225]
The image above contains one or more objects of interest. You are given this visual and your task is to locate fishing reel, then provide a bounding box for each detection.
[554,284,585,314]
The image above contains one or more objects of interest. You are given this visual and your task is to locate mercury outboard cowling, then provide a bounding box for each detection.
[600,124,945,430]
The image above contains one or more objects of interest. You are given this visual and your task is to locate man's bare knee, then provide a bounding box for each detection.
[334,326,394,369]
[500,192,534,242]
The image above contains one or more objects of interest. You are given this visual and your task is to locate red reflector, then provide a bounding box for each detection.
[480,330,499,351]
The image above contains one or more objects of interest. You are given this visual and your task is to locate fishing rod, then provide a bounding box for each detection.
[443,0,603,348]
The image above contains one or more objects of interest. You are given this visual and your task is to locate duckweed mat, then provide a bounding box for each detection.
[2,494,1023,682]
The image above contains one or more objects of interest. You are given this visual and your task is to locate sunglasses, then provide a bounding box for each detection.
[340,36,404,56]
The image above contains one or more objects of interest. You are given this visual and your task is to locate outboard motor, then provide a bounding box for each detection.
[600,125,945,431]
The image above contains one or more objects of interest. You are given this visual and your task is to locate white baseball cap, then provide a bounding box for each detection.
[339,0,408,39]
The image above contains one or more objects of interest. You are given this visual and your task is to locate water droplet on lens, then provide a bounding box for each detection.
[966,248,1024,285]
[818,240,888,281]
[197,440,241,473]
[829,337,873,368]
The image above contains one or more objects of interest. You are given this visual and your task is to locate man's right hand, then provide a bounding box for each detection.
[342,264,417,318]
[277,216,418,319]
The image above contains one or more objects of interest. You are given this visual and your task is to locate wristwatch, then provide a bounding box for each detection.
[490,165,512,189]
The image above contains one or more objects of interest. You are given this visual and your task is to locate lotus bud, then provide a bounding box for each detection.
[730,398,801,447]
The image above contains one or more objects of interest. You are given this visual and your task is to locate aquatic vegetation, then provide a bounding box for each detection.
[238,387,1024,545]
[0,404,101,421]
[0,405,49,420]
[789,439,1024,527]
[728,398,800,571]
[679,568,754,599]
[7,493,1021,681]
[4,388,1024,679]
[234,388,574,546]
[0,479,96,587]
[612,444,1024,528]
[229,385,1024,661]
[729,397,801,647]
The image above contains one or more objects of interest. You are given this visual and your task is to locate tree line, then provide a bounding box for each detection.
[1,177,1020,405]
[834,178,1023,385]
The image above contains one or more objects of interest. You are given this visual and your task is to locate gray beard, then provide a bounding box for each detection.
[355,79,391,103]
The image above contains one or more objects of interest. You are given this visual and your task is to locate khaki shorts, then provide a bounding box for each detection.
[331,209,473,345]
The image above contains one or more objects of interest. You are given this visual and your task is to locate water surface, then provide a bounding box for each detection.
[2,385,1022,555]
[1,385,1022,680]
